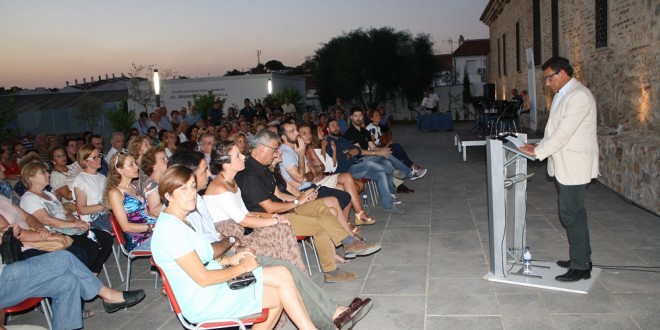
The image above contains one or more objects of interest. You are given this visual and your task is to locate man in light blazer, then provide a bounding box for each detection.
[520,57,598,282]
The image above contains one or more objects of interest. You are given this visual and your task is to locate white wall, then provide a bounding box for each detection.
[128,74,306,114]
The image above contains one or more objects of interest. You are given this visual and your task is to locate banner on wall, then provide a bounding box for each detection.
[525,48,537,132]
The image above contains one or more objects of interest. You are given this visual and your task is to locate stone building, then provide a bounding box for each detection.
[481,0,659,215]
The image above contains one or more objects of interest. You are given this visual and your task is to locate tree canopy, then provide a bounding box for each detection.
[313,26,437,110]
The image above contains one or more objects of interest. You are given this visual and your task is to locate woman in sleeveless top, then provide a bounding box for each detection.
[105,151,156,251]
[203,141,308,275]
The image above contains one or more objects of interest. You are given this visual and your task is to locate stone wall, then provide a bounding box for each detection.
[482,0,660,215]
[482,0,659,134]
[598,132,660,215]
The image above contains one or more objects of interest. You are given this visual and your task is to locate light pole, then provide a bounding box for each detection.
[267,78,273,95]
[153,69,161,107]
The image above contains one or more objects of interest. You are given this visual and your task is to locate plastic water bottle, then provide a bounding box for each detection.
[362,193,368,208]
[522,246,532,275]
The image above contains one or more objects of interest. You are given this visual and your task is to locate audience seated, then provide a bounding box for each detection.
[236,130,381,283]
[0,164,20,205]
[20,162,114,274]
[204,141,309,273]
[152,166,372,330]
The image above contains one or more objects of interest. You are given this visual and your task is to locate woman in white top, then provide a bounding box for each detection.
[203,141,308,274]
[73,145,111,232]
[19,162,114,274]
[48,146,74,202]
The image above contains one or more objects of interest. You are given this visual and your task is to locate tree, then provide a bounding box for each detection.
[264,60,285,72]
[263,86,303,114]
[127,63,176,113]
[105,98,135,132]
[0,88,19,140]
[224,69,245,76]
[190,91,221,121]
[313,27,437,111]
[76,92,103,131]
[461,67,473,120]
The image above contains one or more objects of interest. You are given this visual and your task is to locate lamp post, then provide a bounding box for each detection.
[267,78,273,95]
[153,69,161,107]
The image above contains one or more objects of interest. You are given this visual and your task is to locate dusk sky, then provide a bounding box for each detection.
[1,0,489,89]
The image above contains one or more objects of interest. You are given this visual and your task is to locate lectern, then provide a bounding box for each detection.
[483,134,600,294]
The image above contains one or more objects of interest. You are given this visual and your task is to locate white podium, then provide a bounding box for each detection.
[483,134,600,294]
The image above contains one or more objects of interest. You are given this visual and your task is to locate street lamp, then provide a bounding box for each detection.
[153,69,161,107]
[267,78,272,95]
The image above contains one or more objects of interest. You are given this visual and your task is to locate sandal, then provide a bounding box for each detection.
[82,309,95,319]
[349,223,363,235]
[354,211,376,226]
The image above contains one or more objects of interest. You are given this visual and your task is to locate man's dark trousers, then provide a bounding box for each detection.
[558,181,591,270]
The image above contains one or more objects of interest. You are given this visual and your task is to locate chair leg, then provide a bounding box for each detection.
[309,237,321,274]
[41,299,53,330]
[102,264,112,288]
[125,258,132,291]
[112,243,125,283]
[299,240,312,276]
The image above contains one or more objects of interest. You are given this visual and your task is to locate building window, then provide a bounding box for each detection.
[533,0,541,64]
[502,33,507,76]
[497,37,501,77]
[596,0,608,48]
[516,22,521,72]
[552,0,559,57]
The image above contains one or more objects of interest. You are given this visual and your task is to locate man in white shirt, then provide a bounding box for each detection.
[281,97,296,115]
[104,132,125,164]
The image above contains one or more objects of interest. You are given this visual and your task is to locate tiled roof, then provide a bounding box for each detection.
[434,54,454,70]
[453,39,490,56]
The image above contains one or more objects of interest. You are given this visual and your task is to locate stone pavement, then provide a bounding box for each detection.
[8,123,660,330]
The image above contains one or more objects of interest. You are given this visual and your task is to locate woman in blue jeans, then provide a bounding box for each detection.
[0,226,145,329]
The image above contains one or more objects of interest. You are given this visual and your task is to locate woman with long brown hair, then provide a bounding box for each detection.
[104,151,156,251]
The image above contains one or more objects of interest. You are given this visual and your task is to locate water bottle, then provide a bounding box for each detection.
[522,246,532,275]
[362,193,368,208]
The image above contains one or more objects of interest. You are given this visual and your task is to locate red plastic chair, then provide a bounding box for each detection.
[3,297,53,330]
[75,206,123,287]
[109,214,154,291]
[151,258,269,330]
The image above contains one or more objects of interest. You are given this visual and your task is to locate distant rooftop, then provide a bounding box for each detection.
[453,39,490,56]
[434,54,454,70]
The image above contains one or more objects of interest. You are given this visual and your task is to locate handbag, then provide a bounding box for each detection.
[1,227,23,265]
[27,235,74,252]
[228,271,257,290]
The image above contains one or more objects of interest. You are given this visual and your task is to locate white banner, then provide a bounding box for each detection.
[525,48,537,132]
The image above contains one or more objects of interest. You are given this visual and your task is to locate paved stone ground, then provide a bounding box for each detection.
[7,123,660,329]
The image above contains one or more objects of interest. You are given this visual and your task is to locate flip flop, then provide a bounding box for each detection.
[354,211,376,226]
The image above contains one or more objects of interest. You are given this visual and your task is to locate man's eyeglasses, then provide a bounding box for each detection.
[260,143,279,151]
[544,70,561,81]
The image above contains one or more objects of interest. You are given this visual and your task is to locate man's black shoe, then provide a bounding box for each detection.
[555,269,591,282]
[556,260,592,271]
[396,184,414,193]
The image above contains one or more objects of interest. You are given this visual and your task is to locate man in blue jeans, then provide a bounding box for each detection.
[0,241,145,329]
[326,118,405,214]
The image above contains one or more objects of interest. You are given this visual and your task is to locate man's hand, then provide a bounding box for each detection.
[519,144,536,156]
[295,137,306,154]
